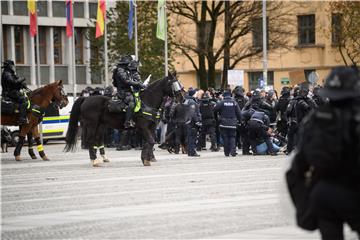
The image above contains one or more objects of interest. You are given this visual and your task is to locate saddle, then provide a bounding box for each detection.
[1,97,44,118]
[108,92,142,114]
[1,98,18,114]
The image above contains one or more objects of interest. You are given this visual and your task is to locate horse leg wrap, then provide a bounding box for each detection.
[98,146,109,162]
[99,145,105,155]
[35,137,47,159]
[28,147,37,159]
[14,136,25,157]
[89,147,97,161]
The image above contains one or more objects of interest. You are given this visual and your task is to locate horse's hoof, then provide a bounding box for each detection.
[92,158,103,167]
[15,156,22,161]
[150,158,157,162]
[101,155,110,163]
[31,155,37,159]
[143,160,151,166]
[42,156,50,161]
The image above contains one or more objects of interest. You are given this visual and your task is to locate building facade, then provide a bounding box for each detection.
[1,0,102,94]
[172,1,353,92]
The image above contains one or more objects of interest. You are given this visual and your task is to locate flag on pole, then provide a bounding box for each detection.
[66,0,73,37]
[27,0,37,37]
[156,0,166,41]
[128,0,134,40]
[96,0,106,38]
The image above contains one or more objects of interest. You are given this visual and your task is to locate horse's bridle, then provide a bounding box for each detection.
[53,86,68,109]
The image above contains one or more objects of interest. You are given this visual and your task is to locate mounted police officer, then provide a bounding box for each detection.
[112,55,146,129]
[214,90,242,157]
[1,60,28,125]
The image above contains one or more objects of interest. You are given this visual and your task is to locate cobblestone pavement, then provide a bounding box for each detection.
[0,143,356,239]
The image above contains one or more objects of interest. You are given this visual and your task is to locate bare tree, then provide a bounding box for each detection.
[169,1,294,89]
[328,1,360,67]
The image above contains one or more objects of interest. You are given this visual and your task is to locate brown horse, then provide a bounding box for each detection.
[1,80,68,161]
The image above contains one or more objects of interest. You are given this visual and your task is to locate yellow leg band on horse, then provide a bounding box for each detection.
[37,144,44,152]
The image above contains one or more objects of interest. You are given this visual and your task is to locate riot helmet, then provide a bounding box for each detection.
[252,90,261,100]
[318,66,360,101]
[2,60,15,72]
[280,86,291,96]
[127,60,140,71]
[232,86,244,97]
[299,83,309,97]
[118,55,133,67]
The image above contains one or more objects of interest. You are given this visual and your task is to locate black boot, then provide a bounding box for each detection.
[124,107,135,129]
[18,102,28,125]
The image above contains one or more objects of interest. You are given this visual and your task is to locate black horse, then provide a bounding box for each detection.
[64,72,182,166]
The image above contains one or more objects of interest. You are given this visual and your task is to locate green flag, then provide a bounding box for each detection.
[156,0,166,41]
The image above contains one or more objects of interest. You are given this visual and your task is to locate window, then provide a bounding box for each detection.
[37,1,48,17]
[35,27,47,64]
[75,28,84,64]
[304,69,316,82]
[14,26,24,64]
[252,17,269,49]
[1,0,9,15]
[53,1,66,17]
[89,2,98,19]
[13,1,27,16]
[331,14,341,45]
[298,15,315,45]
[54,28,62,64]
[74,2,84,18]
[3,26,8,59]
[248,71,274,90]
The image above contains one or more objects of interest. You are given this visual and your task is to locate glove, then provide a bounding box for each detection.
[195,122,202,128]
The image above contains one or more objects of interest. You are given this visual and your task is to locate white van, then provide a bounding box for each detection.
[7,97,74,144]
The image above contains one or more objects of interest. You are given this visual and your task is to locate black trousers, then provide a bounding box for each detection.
[311,181,360,240]
[287,122,298,153]
[197,124,216,150]
[175,123,187,152]
[186,124,198,156]
[220,127,236,156]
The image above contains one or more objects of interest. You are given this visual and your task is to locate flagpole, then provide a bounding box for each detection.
[72,1,77,99]
[164,3,168,77]
[35,7,43,144]
[262,0,268,88]
[0,1,3,64]
[134,1,138,61]
[104,0,108,87]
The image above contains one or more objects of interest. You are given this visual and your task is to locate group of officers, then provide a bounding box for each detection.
[1,56,322,158]
[74,54,324,158]
[157,81,322,157]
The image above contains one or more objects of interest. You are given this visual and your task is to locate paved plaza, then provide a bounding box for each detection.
[1,142,357,239]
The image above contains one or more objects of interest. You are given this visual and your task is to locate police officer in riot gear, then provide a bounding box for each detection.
[275,86,291,138]
[197,93,217,151]
[286,83,317,154]
[112,55,146,129]
[1,60,28,125]
[288,66,360,240]
[184,89,202,157]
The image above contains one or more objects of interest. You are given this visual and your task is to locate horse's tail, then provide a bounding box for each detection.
[64,97,85,152]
